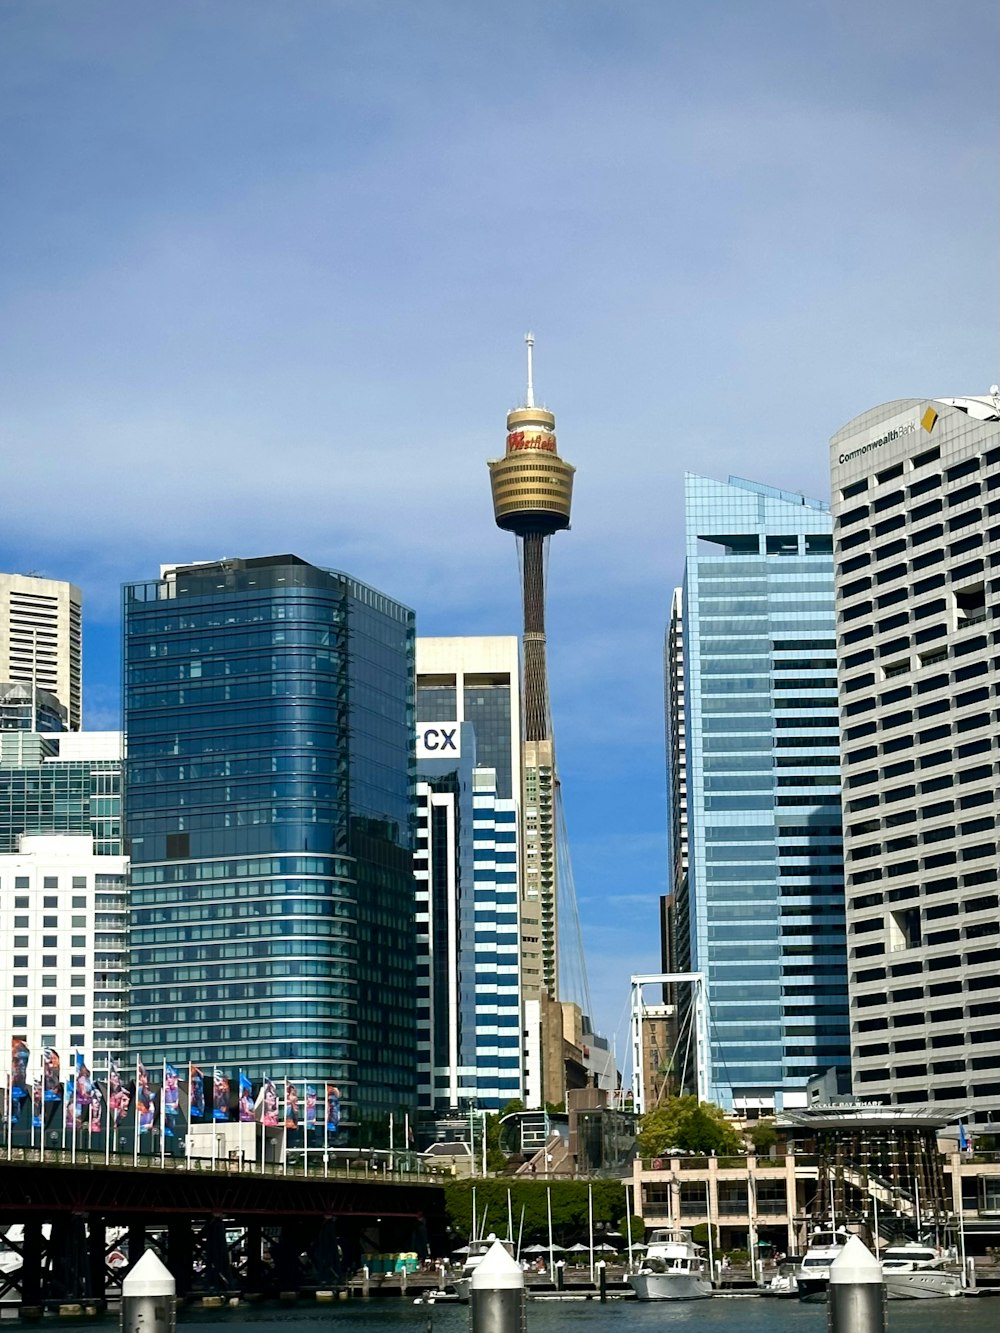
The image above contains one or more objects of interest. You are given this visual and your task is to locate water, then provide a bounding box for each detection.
[36,1297,1000,1333]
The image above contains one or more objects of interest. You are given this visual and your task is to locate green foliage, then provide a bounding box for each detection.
[690,1223,720,1250]
[747,1119,778,1154]
[636,1096,744,1158]
[444,1179,630,1247]
[726,1248,749,1265]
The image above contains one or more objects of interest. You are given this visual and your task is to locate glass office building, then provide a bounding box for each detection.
[123,555,416,1130]
[0,732,122,855]
[414,722,521,1114]
[671,475,849,1113]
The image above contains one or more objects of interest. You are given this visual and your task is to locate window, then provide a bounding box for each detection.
[912,445,941,468]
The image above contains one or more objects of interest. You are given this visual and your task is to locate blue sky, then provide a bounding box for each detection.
[1,2,997,1054]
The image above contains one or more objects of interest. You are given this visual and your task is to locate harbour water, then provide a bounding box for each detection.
[31,1296,1000,1333]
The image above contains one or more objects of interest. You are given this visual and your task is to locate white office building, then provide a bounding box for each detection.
[0,573,82,731]
[831,395,1000,1120]
[0,732,127,1072]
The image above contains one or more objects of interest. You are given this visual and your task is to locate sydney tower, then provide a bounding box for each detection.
[488,336,575,1004]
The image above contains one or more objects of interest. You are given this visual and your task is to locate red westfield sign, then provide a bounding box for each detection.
[507,431,556,453]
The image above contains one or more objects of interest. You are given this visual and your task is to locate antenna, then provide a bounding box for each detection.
[524,332,535,408]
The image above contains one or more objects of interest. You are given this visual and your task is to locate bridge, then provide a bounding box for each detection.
[0,1147,447,1313]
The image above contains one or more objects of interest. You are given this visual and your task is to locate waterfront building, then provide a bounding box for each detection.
[830,395,1000,1121]
[414,719,521,1114]
[672,474,849,1113]
[0,731,128,1066]
[0,573,82,731]
[123,555,417,1132]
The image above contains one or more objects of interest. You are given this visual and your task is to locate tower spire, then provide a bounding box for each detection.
[525,331,535,408]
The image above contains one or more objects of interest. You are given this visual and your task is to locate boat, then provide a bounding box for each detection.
[796,1226,849,1301]
[765,1259,799,1298]
[627,1228,713,1301]
[451,1234,515,1301]
[880,1242,964,1299]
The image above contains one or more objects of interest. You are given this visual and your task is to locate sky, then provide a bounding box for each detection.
[1,1,997,1056]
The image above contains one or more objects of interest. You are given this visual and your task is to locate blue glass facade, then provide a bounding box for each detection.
[123,555,416,1129]
[674,476,849,1111]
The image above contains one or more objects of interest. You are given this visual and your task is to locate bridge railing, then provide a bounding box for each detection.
[1,1143,438,1183]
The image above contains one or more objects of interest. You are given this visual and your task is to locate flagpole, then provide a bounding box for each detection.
[211,1069,218,1171]
[133,1058,140,1169]
[185,1064,193,1170]
[105,1053,111,1165]
[303,1082,308,1178]
[323,1083,329,1179]
[282,1080,288,1177]
[5,1075,10,1162]
[159,1060,166,1170]
[71,1052,78,1166]
[38,1069,44,1165]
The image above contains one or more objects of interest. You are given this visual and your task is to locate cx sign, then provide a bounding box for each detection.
[416,724,461,759]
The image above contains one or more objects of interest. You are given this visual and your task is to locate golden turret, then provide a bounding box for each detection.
[488,336,575,536]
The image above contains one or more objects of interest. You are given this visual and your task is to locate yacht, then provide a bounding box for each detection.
[881,1242,964,1299]
[796,1226,849,1301]
[451,1234,515,1301]
[627,1228,713,1301]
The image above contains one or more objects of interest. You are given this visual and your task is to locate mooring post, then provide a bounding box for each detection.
[121,1250,176,1333]
[597,1261,606,1303]
[470,1239,525,1333]
[828,1234,884,1333]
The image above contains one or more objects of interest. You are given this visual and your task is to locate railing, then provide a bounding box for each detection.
[0,1143,437,1183]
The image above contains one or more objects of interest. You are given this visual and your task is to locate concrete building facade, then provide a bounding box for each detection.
[831,395,1000,1120]
[0,573,82,731]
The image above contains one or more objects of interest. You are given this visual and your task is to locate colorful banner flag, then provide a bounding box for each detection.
[305,1084,317,1127]
[284,1079,299,1129]
[238,1072,254,1123]
[212,1068,229,1122]
[136,1060,155,1132]
[42,1048,60,1101]
[108,1060,127,1126]
[189,1064,205,1120]
[163,1063,180,1117]
[10,1038,28,1102]
[260,1075,279,1127]
[89,1080,104,1135]
[75,1052,93,1125]
[326,1084,341,1132]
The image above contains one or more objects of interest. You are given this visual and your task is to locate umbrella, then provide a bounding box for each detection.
[451,1244,471,1254]
[524,1243,564,1253]
[568,1243,589,1252]
[595,1243,617,1252]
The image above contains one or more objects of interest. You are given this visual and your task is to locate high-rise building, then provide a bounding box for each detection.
[414,720,521,1114]
[0,731,128,1066]
[0,573,82,730]
[0,731,123,855]
[831,395,1000,1120]
[488,336,574,1005]
[672,474,849,1113]
[123,555,417,1132]
[414,637,523,1115]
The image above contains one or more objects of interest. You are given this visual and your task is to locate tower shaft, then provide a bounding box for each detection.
[521,531,549,743]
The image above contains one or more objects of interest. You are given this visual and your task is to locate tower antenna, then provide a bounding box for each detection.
[525,332,535,408]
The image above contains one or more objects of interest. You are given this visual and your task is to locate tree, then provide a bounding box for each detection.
[748,1119,778,1155]
[636,1095,744,1157]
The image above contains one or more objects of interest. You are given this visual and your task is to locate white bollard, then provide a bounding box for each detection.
[828,1235,884,1333]
[121,1250,176,1333]
[471,1239,525,1333]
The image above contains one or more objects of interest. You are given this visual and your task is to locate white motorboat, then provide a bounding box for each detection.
[796,1226,849,1301]
[627,1228,713,1301]
[881,1242,964,1299]
[451,1234,515,1301]
[765,1259,800,1298]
